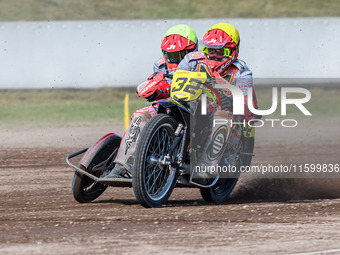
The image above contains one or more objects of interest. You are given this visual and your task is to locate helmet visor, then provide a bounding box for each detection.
[163,49,190,64]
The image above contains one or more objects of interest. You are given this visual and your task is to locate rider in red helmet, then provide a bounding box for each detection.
[136,24,198,102]
[161,27,197,71]
[103,24,198,179]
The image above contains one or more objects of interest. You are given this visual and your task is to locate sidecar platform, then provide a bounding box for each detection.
[66,149,132,187]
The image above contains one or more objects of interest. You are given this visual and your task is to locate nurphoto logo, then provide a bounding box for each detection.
[201,79,312,128]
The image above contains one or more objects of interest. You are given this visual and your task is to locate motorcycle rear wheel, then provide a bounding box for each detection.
[200,136,254,203]
[132,114,179,208]
[200,178,239,203]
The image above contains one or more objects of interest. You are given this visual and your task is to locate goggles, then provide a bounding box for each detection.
[202,46,231,59]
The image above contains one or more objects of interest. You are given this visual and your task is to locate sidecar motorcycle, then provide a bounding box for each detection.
[66,70,256,208]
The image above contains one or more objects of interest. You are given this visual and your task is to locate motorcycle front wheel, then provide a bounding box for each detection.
[132,114,179,208]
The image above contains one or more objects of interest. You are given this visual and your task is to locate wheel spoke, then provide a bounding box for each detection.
[152,136,161,156]
[148,166,165,195]
[160,129,168,155]
[145,164,159,186]
[146,164,162,194]
[157,167,167,191]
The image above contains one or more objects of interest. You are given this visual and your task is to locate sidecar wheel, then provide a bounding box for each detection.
[72,134,121,203]
[72,166,108,203]
[133,114,179,208]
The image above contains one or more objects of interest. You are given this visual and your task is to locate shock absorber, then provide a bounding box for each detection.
[160,123,185,167]
[168,124,184,156]
[174,124,184,136]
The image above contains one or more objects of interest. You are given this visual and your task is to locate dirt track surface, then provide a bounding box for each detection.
[1,119,340,255]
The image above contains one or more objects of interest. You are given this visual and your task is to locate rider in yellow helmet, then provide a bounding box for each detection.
[202,23,240,76]
[177,23,258,185]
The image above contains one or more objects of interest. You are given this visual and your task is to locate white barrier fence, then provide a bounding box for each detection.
[0,18,339,89]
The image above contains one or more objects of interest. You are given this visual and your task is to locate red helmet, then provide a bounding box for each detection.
[202,23,240,75]
[161,25,198,70]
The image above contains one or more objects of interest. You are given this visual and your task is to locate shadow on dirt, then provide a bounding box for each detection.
[92,199,139,206]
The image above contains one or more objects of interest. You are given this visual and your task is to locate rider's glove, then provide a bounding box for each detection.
[137,72,170,102]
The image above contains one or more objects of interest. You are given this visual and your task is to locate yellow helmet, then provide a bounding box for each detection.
[202,23,240,75]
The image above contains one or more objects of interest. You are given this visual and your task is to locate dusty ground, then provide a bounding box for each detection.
[1,117,340,255]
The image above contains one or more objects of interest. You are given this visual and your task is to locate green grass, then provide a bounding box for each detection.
[0,88,149,126]
[0,0,339,21]
[0,87,338,127]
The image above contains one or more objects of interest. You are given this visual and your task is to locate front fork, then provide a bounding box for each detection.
[150,123,222,188]
[151,123,188,170]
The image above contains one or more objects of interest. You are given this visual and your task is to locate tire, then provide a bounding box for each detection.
[132,114,179,208]
[72,166,108,203]
[200,175,239,203]
[72,134,121,203]
[200,135,254,203]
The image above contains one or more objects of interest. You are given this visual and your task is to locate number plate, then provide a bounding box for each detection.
[171,71,207,101]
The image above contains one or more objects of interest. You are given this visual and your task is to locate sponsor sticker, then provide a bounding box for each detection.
[207,126,228,160]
